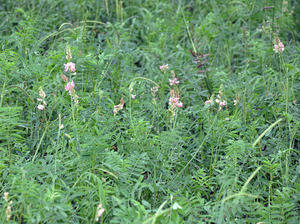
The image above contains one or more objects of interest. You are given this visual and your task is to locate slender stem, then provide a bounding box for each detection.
[55,114,62,174]
[32,123,49,162]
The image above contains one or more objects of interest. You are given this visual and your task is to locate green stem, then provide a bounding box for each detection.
[55,114,62,174]
[32,123,49,162]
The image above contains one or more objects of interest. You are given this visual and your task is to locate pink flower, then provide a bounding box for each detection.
[97,208,105,219]
[169,97,182,108]
[66,48,72,60]
[66,54,72,60]
[38,105,45,110]
[64,62,76,72]
[151,86,159,92]
[113,98,125,116]
[70,80,75,88]
[205,100,212,105]
[61,74,69,82]
[273,38,284,53]
[131,94,136,99]
[220,100,226,107]
[95,204,105,222]
[64,81,75,92]
[65,83,71,92]
[160,64,169,72]
[169,97,178,104]
[37,98,47,106]
[215,99,220,104]
[169,78,179,86]
[39,89,46,99]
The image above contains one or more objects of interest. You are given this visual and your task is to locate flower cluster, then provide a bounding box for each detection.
[64,62,76,72]
[64,80,79,105]
[151,86,159,97]
[215,94,226,108]
[62,46,78,105]
[161,68,183,118]
[160,64,169,72]
[169,89,183,117]
[113,98,124,116]
[169,73,179,86]
[95,203,105,222]
[66,45,72,60]
[205,90,226,111]
[273,37,284,53]
[205,99,212,105]
[61,74,69,83]
[64,45,76,74]
[169,70,180,86]
[129,87,136,99]
[65,80,75,93]
[3,192,12,222]
[37,88,47,110]
[151,86,159,106]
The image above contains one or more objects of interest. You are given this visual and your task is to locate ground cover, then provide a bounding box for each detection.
[0,0,299,223]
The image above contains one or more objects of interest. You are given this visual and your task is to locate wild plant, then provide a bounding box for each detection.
[0,0,299,223]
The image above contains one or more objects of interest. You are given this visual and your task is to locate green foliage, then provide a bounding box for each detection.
[0,0,299,223]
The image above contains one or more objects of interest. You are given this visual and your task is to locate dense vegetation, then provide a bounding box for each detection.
[0,0,299,223]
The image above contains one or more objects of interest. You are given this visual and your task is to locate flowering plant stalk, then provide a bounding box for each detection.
[37,87,48,122]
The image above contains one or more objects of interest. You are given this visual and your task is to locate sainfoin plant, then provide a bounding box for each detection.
[0,0,299,223]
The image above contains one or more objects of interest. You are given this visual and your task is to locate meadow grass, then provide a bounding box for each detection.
[0,0,299,223]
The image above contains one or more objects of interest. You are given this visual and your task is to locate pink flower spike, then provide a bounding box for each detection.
[205,100,212,105]
[65,81,75,92]
[177,102,183,108]
[131,94,136,99]
[95,204,105,222]
[37,98,42,102]
[65,83,71,91]
[64,62,76,72]
[220,100,226,107]
[39,89,46,99]
[273,45,279,53]
[169,78,179,86]
[70,80,75,88]
[97,208,105,218]
[160,64,169,72]
[273,38,284,53]
[38,105,44,110]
